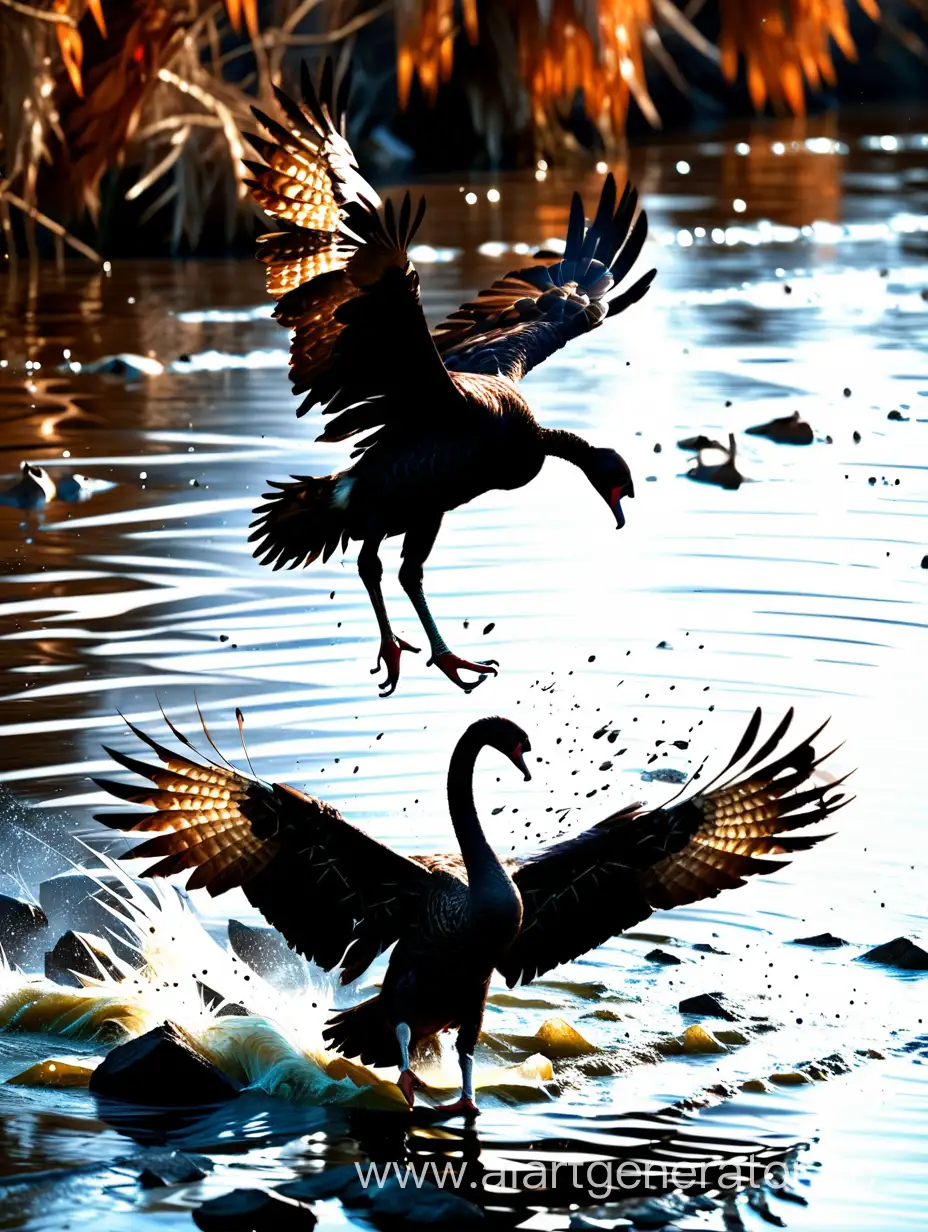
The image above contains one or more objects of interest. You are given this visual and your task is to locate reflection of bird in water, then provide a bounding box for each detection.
[0,463,56,509]
[96,708,849,1117]
[244,62,656,695]
[686,433,744,490]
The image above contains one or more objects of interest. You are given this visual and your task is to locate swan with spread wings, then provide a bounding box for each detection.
[243,61,656,695]
[95,707,849,1117]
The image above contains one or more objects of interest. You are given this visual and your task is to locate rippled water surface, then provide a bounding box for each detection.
[0,111,926,1231]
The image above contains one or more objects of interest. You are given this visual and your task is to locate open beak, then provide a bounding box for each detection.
[610,484,631,529]
[510,741,532,782]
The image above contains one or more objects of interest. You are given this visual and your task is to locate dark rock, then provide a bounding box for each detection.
[678,992,739,1021]
[281,1165,368,1206]
[89,1020,241,1106]
[858,937,928,971]
[792,932,847,948]
[134,1148,214,1188]
[646,949,681,966]
[887,410,908,421]
[0,894,48,968]
[921,555,928,569]
[38,869,176,963]
[45,930,125,986]
[691,943,726,954]
[369,1176,484,1222]
[745,410,813,445]
[227,919,309,990]
[194,1188,314,1231]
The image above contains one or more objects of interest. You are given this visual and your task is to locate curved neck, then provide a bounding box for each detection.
[447,728,501,882]
[541,427,596,474]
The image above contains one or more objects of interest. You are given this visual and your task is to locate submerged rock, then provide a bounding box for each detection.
[370,1176,484,1222]
[500,1017,597,1059]
[792,932,847,948]
[746,410,814,445]
[45,930,125,986]
[0,893,48,968]
[646,948,681,965]
[89,1020,241,1106]
[678,991,740,1021]
[194,1187,313,1231]
[227,919,310,990]
[80,353,165,379]
[858,936,928,971]
[135,1148,214,1188]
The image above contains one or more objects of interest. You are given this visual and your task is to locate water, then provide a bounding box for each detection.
[0,109,926,1231]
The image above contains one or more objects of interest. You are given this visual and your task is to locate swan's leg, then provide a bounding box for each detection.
[358,537,419,696]
[430,1019,480,1117]
[399,519,498,693]
[395,1021,427,1107]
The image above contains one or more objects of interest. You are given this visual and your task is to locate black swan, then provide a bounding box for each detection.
[243,61,656,695]
[95,708,849,1117]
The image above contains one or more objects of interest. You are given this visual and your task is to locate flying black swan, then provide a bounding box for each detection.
[94,707,849,1117]
[243,61,657,695]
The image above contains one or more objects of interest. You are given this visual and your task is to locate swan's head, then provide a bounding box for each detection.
[585,447,635,529]
[477,716,532,782]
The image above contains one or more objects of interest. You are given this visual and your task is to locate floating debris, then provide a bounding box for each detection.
[686,433,744,490]
[746,410,814,445]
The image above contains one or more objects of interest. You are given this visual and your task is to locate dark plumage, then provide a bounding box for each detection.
[95,706,849,1116]
[244,61,656,695]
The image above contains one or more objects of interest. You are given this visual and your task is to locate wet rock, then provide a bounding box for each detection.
[646,948,681,965]
[769,1071,812,1086]
[281,1164,369,1206]
[89,1020,241,1106]
[616,1194,685,1226]
[370,1176,484,1222]
[45,930,125,986]
[501,1017,597,1059]
[678,991,740,1021]
[7,1058,94,1088]
[135,1148,214,1188]
[0,893,48,968]
[792,932,847,948]
[858,936,928,971]
[691,943,726,954]
[227,919,309,990]
[80,353,165,379]
[921,555,928,569]
[887,409,908,421]
[194,1187,313,1231]
[745,410,813,445]
[0,462,56,509]
[38,869,184,964]
[677,434,723,452]
[197,981,251,1018]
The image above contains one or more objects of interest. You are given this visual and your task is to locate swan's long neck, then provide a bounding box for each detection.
[541,427,596,474]
[447,729,505,887]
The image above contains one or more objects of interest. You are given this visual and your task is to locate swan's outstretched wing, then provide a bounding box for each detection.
[498,709,851,987]
[433,175,656,381]
[93,713,433,984]
[245,60,467,451]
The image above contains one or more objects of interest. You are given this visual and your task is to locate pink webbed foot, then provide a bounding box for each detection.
[429,652,499,694]
[426,1096,480,1120]
[397,1068,428,1108]
[372,637,420,697]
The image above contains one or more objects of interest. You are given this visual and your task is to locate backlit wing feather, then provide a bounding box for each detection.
[93,715,434,983]
[433,174,656,381]
[498,709,851,987]
[245,60,467,449]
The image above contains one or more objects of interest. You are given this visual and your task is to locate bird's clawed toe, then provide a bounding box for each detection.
[397,1068,428,1107]
[429,652,499,693]
[372,636,420,696]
